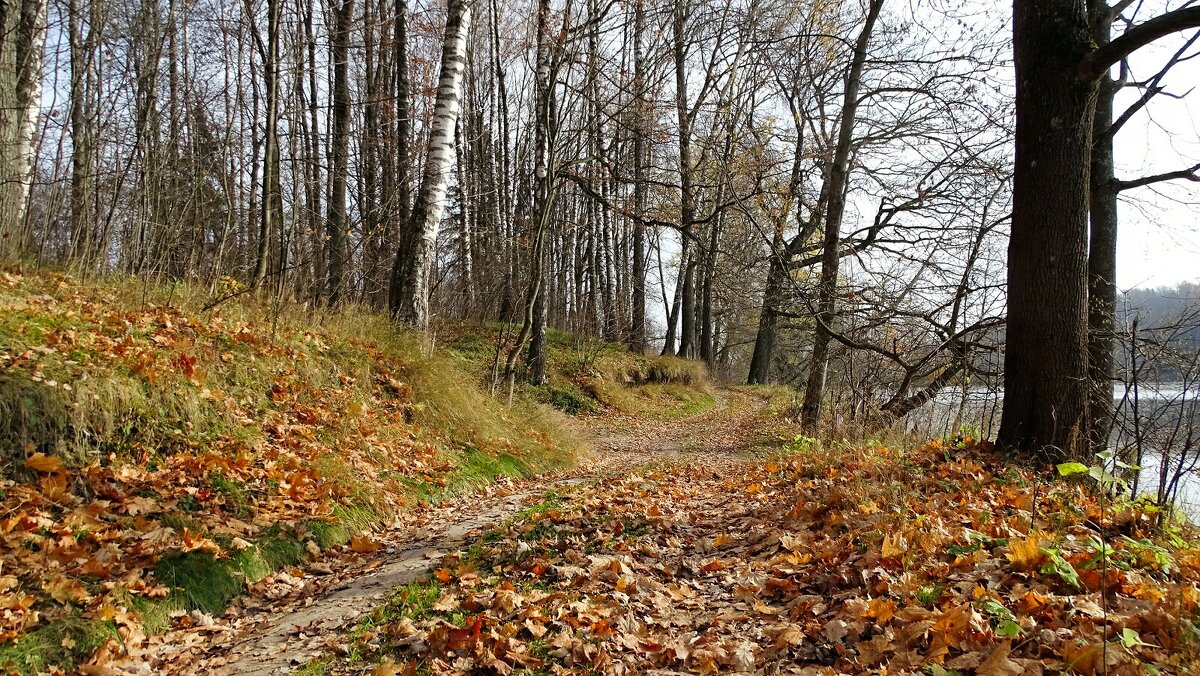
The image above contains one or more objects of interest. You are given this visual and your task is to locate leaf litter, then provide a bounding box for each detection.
[321,440,1200,675]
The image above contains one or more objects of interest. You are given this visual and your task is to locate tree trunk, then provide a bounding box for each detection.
[67,0,93,269]
[252,0,283,289]
[672,0,699,360]
[0,0,47,261]
[325,0,354,305]
[1087,0,1118,456]
[997,0,1097,458]
[390,0,473,328]
[629,0,647,355]
[748,224,785,384]
[799,0,883,431]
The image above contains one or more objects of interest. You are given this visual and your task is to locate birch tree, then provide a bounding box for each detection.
[389,0,474,328]
[0,0,46,260]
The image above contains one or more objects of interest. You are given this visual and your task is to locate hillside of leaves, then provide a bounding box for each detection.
[0,270,624,672]
[319,440,1200,675]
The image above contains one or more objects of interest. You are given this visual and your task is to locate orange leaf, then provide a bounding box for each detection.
[863,597,897,623]
[881,533,907,559]
[25,453,64,474]
[350,535,381,553]
[699,559,726,574]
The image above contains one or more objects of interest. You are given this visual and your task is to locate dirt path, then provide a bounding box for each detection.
[126,389,771,675]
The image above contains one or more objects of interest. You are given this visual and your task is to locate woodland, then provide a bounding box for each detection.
[2,0,1200,673]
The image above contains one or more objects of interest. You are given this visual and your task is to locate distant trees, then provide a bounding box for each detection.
[2,0,1196,440]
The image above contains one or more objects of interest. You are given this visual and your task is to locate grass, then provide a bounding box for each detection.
[439,321,714,419]
[0,617,120,674]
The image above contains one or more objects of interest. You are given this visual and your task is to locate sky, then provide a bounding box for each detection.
[1110,15,1200,290]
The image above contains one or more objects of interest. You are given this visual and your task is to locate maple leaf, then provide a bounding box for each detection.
[863,597,897,623]
[881,532,907,559]
[1006,533,1045,570]
[46,576,93,604]
[25,452,65,474]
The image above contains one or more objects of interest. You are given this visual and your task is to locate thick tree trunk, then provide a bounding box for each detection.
[747,224,785,384]
[997,0,1096,458]
[798,0,883,431]
[390,0,473,328]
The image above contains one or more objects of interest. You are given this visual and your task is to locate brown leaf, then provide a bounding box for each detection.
[977,641,1030,676]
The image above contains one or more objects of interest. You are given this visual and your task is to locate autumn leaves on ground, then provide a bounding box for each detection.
[1,271,1199,675]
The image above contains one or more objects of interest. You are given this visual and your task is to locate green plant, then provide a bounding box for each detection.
[1057,449,1139,494]
[916,584,943,606]
[786,434,820,455]
[1039,546,1081,589]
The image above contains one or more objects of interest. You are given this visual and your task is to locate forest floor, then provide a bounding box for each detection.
[118,389,781,674]
[293,419,1200,675]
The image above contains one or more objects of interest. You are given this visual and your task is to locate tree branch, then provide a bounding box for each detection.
[1114,162,1200,191]
[1081,7,1200,81]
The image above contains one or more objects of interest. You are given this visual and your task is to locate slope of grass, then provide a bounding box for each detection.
[0,270,584,672]
[438,322,715,419]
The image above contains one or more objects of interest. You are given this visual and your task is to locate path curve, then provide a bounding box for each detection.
[125,388,770,674]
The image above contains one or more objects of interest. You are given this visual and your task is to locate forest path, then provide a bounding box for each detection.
[131,388,773,675]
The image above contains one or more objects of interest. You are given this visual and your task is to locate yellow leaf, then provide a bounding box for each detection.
[1006,533,1044,570]
[863,597,897,623]
[882,532,907,558]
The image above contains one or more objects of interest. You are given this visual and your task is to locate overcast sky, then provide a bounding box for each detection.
[1107,14,1200,290]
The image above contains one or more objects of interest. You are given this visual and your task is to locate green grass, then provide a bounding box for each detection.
[153,552,245,616]
[0,616,119,674]
[438,321,714,420]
